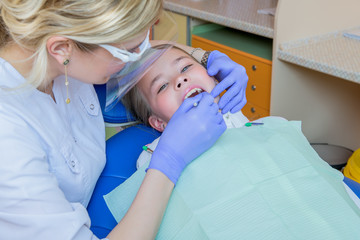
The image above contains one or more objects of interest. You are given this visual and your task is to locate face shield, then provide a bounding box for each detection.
[103,11,178,112]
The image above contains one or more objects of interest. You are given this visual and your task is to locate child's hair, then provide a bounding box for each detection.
[122,44,201,126]
[0,0,162,89]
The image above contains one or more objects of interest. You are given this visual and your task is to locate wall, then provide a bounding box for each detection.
[271,0,360,150]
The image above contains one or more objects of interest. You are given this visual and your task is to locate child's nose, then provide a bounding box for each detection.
[176,78,188,88]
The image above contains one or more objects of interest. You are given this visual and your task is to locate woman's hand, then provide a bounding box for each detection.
[148,92,226,184]
[208,50,248,114]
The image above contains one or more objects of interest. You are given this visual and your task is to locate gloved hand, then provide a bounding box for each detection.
[148,92,226,184]
[207,50,249,114]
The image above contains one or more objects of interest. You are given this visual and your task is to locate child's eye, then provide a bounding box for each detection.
[157,83,168,94]
[181,64,192,73]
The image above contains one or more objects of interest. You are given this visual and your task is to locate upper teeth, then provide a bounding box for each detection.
[184,88,203,99]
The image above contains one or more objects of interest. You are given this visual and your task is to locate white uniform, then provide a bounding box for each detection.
[0,58,106,240]
[137,111,249,169]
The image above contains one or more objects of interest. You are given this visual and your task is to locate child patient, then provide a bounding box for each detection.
[122,45,249,168]
[106,46,360,239]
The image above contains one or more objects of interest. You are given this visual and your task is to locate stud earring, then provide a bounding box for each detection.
[63,59,70,104]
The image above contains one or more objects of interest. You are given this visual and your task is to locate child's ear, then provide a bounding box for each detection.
[148,115,167,132]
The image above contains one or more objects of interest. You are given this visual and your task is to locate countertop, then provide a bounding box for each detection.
[164,0,277,39]
[278,28,360,84]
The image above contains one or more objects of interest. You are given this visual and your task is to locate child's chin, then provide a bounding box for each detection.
[214,96,220,104]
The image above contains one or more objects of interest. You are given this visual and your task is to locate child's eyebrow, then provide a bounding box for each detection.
[173,56,188,64]
[150,75,161,91]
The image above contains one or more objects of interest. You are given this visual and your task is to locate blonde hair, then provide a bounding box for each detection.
[122,85,153,126]
[0,0,162,88]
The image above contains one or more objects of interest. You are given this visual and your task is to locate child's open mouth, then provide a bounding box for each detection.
[184,88,204,100]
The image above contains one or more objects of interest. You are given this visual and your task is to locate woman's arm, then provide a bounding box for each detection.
[108,92,225,239]
[107,169,174,240]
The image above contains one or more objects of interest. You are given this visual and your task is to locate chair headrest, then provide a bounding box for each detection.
[94,84,135,124]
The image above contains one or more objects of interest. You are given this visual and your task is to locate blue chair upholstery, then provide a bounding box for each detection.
[89,84,360,238]
[88,128,360,238]
[88,84,160,238]
[88,131,360,239]
[93,84,135,124]
[343,177,360,199]
[87,124,160,238]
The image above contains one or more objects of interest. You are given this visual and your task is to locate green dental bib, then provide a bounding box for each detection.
[104,118,360,239]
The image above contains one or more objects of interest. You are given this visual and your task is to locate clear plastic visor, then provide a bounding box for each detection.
[104,11,178,112]
[105,45,173,112]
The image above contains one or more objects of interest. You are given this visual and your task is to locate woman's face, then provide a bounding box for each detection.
[67,31,149,85]
[138,48,218,126]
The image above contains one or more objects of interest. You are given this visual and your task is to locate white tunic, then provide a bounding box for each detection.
[0,58,106,240]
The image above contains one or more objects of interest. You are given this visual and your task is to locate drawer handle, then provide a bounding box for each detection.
[251,85,256,91]
[252,65,257,71]
[251,107,256,113]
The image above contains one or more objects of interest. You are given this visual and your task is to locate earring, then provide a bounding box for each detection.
[63,59,70,104]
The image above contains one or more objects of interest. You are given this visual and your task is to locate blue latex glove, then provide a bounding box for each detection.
[148,92,226,184]
[207,50,249,114]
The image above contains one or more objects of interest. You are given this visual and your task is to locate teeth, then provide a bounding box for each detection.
[184,88,203,99]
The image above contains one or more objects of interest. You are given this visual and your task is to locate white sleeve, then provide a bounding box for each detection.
[0,109,102,240]
[223,110,249,129]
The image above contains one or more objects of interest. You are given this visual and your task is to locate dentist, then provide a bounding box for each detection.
[0,1,248,239]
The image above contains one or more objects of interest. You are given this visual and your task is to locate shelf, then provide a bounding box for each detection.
[192,23,273,61]
[278,28,360,84]
[164,0,277,39]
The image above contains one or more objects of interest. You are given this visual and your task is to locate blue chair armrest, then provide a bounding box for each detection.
[94,84,135,124]
[87,124,160,238]
[343,176,360,199]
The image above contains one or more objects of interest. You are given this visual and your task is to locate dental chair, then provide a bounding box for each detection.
[88,84,360,239]
[87,85,160,238]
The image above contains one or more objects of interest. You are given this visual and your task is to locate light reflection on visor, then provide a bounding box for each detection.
[105,45,173,112]
[104,10,178,112]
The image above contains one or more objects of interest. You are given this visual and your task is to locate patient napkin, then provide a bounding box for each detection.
[104,118,360,239]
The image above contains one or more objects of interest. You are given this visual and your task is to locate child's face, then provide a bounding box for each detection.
[137,47,217,131]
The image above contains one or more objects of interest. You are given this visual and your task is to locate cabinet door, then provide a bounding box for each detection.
[192,35,272,120]
[246,60,272,110]
[242,102,270,121]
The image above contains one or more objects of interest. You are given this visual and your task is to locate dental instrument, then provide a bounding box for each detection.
[245,122,264,127]
[142,145,154,154]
